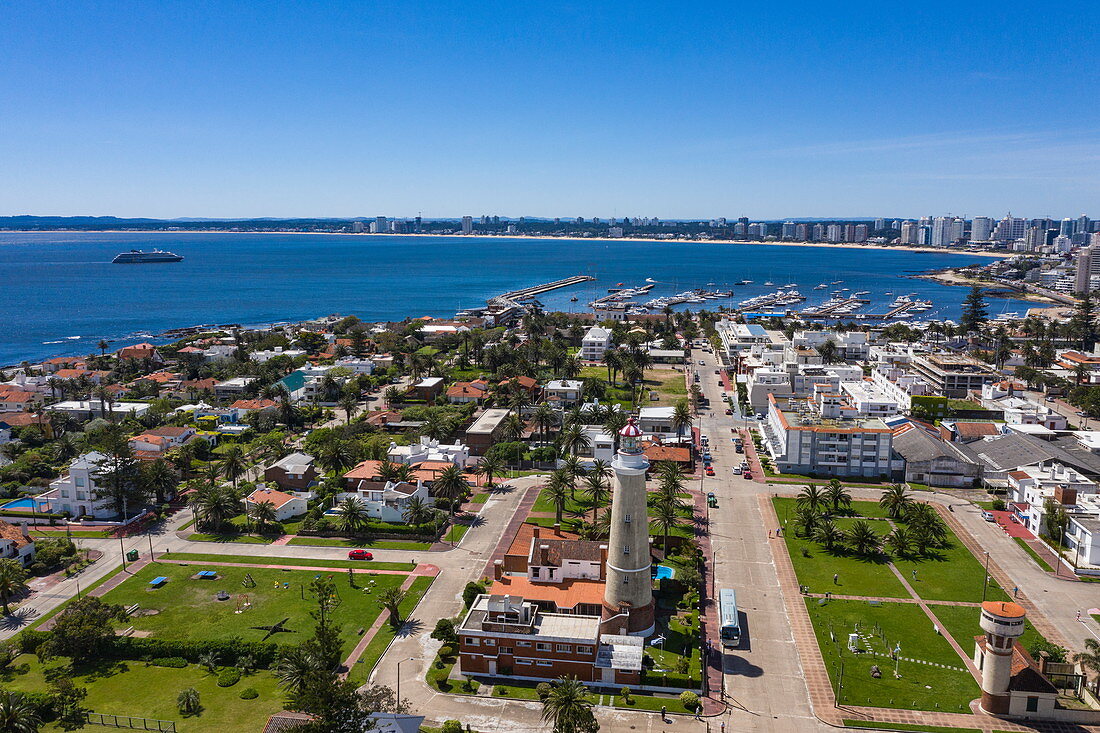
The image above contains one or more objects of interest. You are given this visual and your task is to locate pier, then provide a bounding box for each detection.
[799,297,870,318]
[498,275,595,301]
[456,275,595,323]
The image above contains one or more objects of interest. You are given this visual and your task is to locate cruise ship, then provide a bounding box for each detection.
[112,249,184,264]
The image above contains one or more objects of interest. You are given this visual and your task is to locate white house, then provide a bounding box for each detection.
[580,327,613,361]
[637,406,682,440]
[336,481,434,524]
[0,522,35,567]
[46,400,150,421]
[243,487,308,522]
[250,346,306,363]
[387,437,471,469]
[544,380,584,408]
[334,356,376,375]
[39,452,116,519]
[576,425,615,464]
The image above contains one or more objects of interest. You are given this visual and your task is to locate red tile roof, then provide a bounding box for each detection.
[246,488,300,510]
[488,575,606,611]
[230,399,278,410]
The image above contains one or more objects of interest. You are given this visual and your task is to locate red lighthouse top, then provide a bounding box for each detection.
[619,418,643,438]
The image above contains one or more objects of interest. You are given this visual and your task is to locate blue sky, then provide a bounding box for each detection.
[2,1,1098,219]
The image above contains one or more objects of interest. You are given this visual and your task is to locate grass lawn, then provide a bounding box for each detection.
[471,493,490,504]
[843,720,981,733]
[892,531,1009,604]
[97,562,406,649]
[930,604,1050,658]
[286,537,432,551]
[775,500,908,598]
[577,367,687,406]
[31,529,110,539]
[443,523,470,544]
[159,552,417,572]
[187,532,272,545]
[1013,537,1054,573]
[345,575,434,686]
[492,683,542,699]
[805,598,980,713]
[0,655,284,733]
[611,693,690,714]
[645,611,703,687]
[532,487,595,516]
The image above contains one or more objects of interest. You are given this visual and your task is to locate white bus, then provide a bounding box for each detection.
[718,588,741,648]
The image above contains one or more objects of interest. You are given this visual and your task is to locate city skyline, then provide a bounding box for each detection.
[2,2,1099,218]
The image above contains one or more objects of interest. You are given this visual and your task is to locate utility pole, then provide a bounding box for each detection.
[981,551,990,602]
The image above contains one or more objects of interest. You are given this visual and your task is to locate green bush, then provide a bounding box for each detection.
[991,498,1007,511]
[441,721,462,733]
[217,668,241,687]
[238,687,259,700]
[151,657,188,668]
[438,644,456,658]
[679,691,699,710]
[109,637,278,668]
[536,682,552,699]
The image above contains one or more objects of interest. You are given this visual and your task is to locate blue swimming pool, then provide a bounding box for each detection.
[1,498,36,510]
[654,564,675,580]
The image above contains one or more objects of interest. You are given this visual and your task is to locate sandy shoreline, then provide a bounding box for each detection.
[3,229,1010,258]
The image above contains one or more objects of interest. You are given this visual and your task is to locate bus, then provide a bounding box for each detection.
[718,588,741,648]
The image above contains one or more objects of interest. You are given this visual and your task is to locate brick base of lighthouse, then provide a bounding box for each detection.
[980,691,1011,715]
[601,600,656,637]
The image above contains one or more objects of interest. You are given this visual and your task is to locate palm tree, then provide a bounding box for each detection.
[335,496,367,535]
[316,438,356,476]
[0,560,28,616]
[545,470,571,524]
[219,444,248,489]
[97,339,109,356]
[501,412,526,443]
[378,586,409,627]
[198,651,219,673]
[384,386,405,409]
[140,458,177,504]
[402,495,434,526]
[561,455,585,499]
[0,691,40,732]
[582,471,610,524]
[248,500,277,534]
[1072,638,1100,696]
[188,485,235,532]
[811,519,845,552]
[794,507,819,538]
[651,495,686,552]
[557,423,591,460]
[532,402,557,445]
[421,411,453,441]
[671,399,693,442]
[824,479,852,515]
[886,526,912,558]
[879,483,912,519]
[176,688,201,715]
[847,520,880,556]
[540,676,595,733]
[338,389,358,425]
[796,484,825,514]
[378,461,415,484]
[431,464,469,515]
[602,410,628,452]
[475,454,505,489]
[274,646,320,695]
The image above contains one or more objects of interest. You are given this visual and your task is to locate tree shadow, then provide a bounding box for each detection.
[74,659,130,682]
[395,618,424,639]
[0,606,39,630]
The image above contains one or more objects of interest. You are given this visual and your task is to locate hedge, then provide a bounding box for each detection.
[18,630,280,669]
[0,510,64,520]
[151,657,188,668]
[239,687,259,699]
[217,667,241,687]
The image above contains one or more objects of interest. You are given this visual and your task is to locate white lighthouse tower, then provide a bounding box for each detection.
[975,601,1027,714]
[602,418,655,636]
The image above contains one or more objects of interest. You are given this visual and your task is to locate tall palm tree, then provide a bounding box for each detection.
[1073,638,1100,696]
[561,455,585,499]
[421,411,452,441]
[274,646,320,696]
[378,586,409,627]
[794,506,819,537]
[188,485,237,532]
[879,483,912,519]
[431,464,469,515]
[540,676,595,733]
[545,470,571,524]
[248,500,277,534]
[847,520,880,556]
[824,479,852,515]
[0,691,40,732]
[338,389,358,425]
[501,412,526,443]
[317,438,355,476]
[140,458,177,504]
[651,495,686,552]
[558,422,591,459]
[378,461,415,484]
[0,561,28,616]
[219,444,247,488]
[796,484,825,514]
[532,402,557,445]
[475,454,505,489]
[335,496,367,535]
[582,471,610,524]
[671,400,693,443]
[402,496,434,526]
[602,410,628,452]
[811,519,845,552]
[886,526,912,558]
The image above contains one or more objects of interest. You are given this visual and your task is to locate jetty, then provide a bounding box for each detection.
[457,275,595,324]
[499,275,594,301]
[800,297,871,319]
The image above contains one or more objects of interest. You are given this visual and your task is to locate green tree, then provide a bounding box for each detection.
[431,464,469,515]
[139,459,177,504]
[582,471,610,524]
[960,285,989,334]
[796,484,825,514]
[811,519,844,552]
[540,677,598,733]
[378,586,409,627]
[219,444,248,489]
[823,479,851,514]
[0,691,41,733]
[1073,638,1100,696]
[176,688,201,716]
[43,596,125,665]
[0,560,28,616]
[879,483,912,519]
[474,454,505,489]
[818,339,839,364]
[651,495,685,552]
[545,470,571,524]
[847,520,880,556]
[307,575,343,669]
[335,496,367,535]
[247,499,277,535]
[671,400,693,442]
[1071,292,1099,351]
[47,676,88,731]
[402,495,434,526]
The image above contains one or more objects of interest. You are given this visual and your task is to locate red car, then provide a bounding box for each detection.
[705,466,715,476]
[347,549,374,561]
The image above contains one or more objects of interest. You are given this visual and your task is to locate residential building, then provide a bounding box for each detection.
[116,343,164,363]
[971,216,994,242]
[839,380,900,418]
[409,377,444,402]
[214,377,257,400]
[992,214,1027,242]
[575,425,615,463]
[1006,462,1098,537]
[38,452,117,519]
[465,408,511,455]
[461,216,474,234]
[128,426,197,459]
[387,436,471,469]
[544,379,584,408]
[0,522,35,567]
[46,400,150,421]
[263,452,319,491]
[580,327,613,361]
[910,353,998,398]
[636,406,683,440]
[250,346,306,363]
[333,356,376,375]
[1074,245,1100,293]
[870,365,932,411]
[447,380,489,405]
[243,488,307,522]
[891,423,981,488]
[715,321,770,358]
[335,478,433,523]
[792,330,869,361]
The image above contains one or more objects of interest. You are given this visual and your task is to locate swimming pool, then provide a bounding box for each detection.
[1,498,36,510]
[654,564,675,580]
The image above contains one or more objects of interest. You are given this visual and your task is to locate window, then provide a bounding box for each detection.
[465,638,479,647]
[517,641,532,647]
[556,644,572,653]
[576,646,592,655]
[530,567,540,578]
[75,477,85,487]
[536,643,551,652]
[1025,696,1039,713]
[548,568,555,578]
[536,660,553,667]
[484,639,496,646]
[516,659,532,665]
[623,546,630,555]
[624,514,632,524]
[500,647,512,654]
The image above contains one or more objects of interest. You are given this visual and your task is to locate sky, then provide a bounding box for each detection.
[2,1,1099,220]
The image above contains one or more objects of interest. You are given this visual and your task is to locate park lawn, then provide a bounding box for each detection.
[1013,537,1054,573]
[843,720,980,733]
[286,537,432,551]
[443,523,470,544]
[891,529,1009,604]
[930,604,1050,659]
[345,575,434,686]
[0,655,284,733]
[187,532,272,545]
[576,367,688,407]
[97,562,406,649]
[774,500,908,598]
[805,598,980,713]
[612,693,690,714]
[159,552,416,572]
[645,611,703,686]
[31,529,110,539]
[532,487,595,516]
[471,492,490,504]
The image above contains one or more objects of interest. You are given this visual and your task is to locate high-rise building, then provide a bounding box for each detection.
[971,217,993,242]
[890,220,902,229]
[737,216,749,228]
[1074,245,1100,292]
[461,216,474,234]
[1024,227,1047,250]
[1053,235,1072,253]
[900,221,919,244]
[853,224,869,242]
[781,221,796,239]
[374,216,388,232]
[796,223,811,241]
[602,419,654,636]
[874,218,886,231]
[950,218,965,243]
[1060,218,1074,236]
[733,222,747,236]
[992,214,1027,242]
[826,224,843,243]
[812,223,826,242]
[749,223,768,239]
[1077,215,1092,235]
[931,217,952,247]
[350,221,365,233]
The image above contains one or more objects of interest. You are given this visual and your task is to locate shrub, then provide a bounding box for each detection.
[151,657,188,668]
[620,686,632,703]
[991,498,1007,511]
[438,644,456,658]
[679,691,699,710]
[238,687,259,700]
[217,668,242,687]
[441,721,463,733]
[536,682,552,699]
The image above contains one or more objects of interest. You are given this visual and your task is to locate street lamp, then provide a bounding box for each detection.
[981,551,990,602]
[395,656,415,712]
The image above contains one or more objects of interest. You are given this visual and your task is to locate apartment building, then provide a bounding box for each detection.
[911,353,998,397]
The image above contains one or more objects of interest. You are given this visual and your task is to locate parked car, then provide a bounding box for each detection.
[705,466,715,476]
[736,445,744,453]
[725,408,733,415]
[743,471,752,480]
[348,549,374,560]
[734,466,742,475]
[981,510,995,522]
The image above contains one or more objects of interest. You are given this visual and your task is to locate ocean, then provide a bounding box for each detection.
[0,232,1033,366]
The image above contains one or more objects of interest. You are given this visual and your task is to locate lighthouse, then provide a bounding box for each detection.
[602,418,655,636]
[976,601,1027,714]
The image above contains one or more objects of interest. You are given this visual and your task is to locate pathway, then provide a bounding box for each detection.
[339,573,421,680]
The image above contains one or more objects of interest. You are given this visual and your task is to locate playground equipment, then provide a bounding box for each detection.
[242,573,256,588]
[234,594,251,613]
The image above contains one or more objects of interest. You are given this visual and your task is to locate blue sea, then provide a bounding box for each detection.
[0,232,1034,366]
